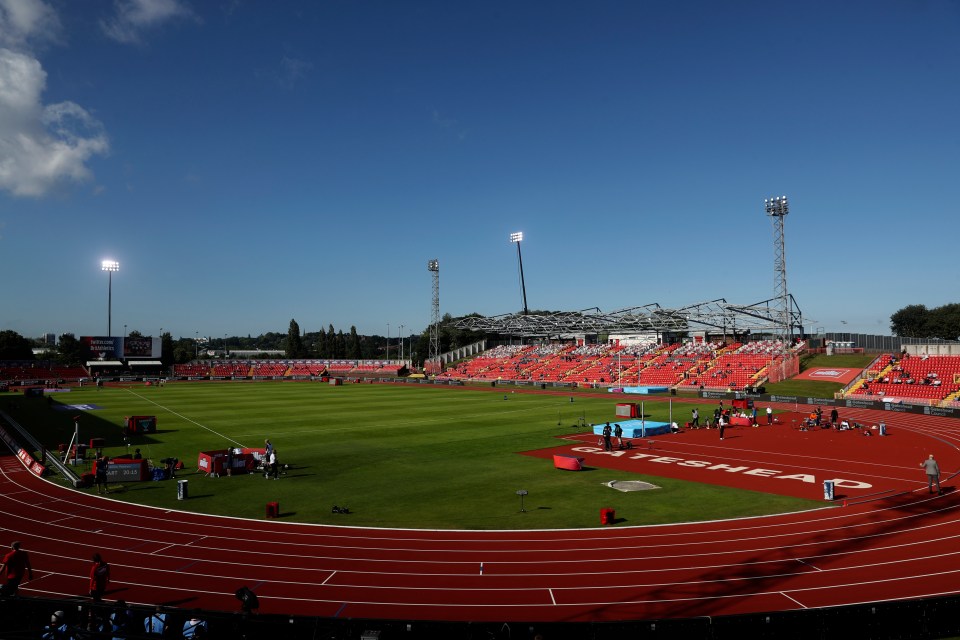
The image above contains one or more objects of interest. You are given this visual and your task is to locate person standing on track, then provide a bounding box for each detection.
[766,406,773,425]
[921,454,942,495]
[0,541,33,596]
[614,423,623,449]
[89,553,110,601]
[602,423,612,451]
[691,407,699,428]
[718,414,726,440]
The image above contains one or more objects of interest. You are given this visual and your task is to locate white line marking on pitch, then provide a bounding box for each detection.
[125,389,243,447]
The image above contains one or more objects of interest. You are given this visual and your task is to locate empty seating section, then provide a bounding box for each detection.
[376,365,402,375]
[169,361,396,378]
[250,363,287,376]
[173,363,211,377]
[348,362,401,376]
[0,359,411,382]
[212,363,250,377]
[0,363,88,381]
[326,361,357,374]
[436,345,530,381]
[854,354,960,403]
[287,363,326,376]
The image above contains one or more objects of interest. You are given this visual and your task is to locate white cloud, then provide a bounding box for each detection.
[101,0,196,44]
[0,48,109,197]
[277,56,311,89]
[0,0,61,50]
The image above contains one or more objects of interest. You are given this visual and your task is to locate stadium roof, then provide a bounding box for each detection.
[453,297,806,338]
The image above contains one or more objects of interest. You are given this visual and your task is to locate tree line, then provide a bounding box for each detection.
[889,303,960,341]
[0,315,486,367]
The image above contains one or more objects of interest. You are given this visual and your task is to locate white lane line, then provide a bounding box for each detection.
[780,591,807,608]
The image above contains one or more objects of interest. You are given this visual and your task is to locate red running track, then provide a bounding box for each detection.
[4,404,960,623]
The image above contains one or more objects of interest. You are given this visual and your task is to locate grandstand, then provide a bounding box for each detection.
[435,338,801,392]
[847,353,960,405]
[0,362,87,382]
[171,360,406,380]
[5,339,960,406]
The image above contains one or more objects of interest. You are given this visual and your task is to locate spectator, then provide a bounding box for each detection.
[110,600,135,638]
[41,610,68,639]
[144,605,167,636]
[182,611,208,638]
[235,585,260,614]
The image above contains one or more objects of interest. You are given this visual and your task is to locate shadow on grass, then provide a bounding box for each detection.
[110,481,185,494]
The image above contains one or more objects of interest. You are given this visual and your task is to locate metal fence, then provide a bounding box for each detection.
[5,592,960,640]
[814,333,960,353]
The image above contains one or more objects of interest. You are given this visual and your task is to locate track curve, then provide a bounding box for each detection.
[4,404,960,623]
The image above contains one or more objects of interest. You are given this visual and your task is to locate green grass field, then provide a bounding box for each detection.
[3,382,823,529]
[764,353,877,398]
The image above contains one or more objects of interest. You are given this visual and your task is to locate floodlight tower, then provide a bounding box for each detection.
[509,232,529,315]
[101,260,119,336]
[764,196,790,349]
[427,259,440,365]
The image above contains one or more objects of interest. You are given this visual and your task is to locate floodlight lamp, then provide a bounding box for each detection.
[764,196,788,216]
[101,260,119,272]
[510,232,523,243]
[427,259,439,272]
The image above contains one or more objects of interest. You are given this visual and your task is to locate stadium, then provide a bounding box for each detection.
[2,4,958,639]
[4,226,960,639]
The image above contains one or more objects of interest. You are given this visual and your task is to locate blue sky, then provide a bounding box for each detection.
[1,0,957,342]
